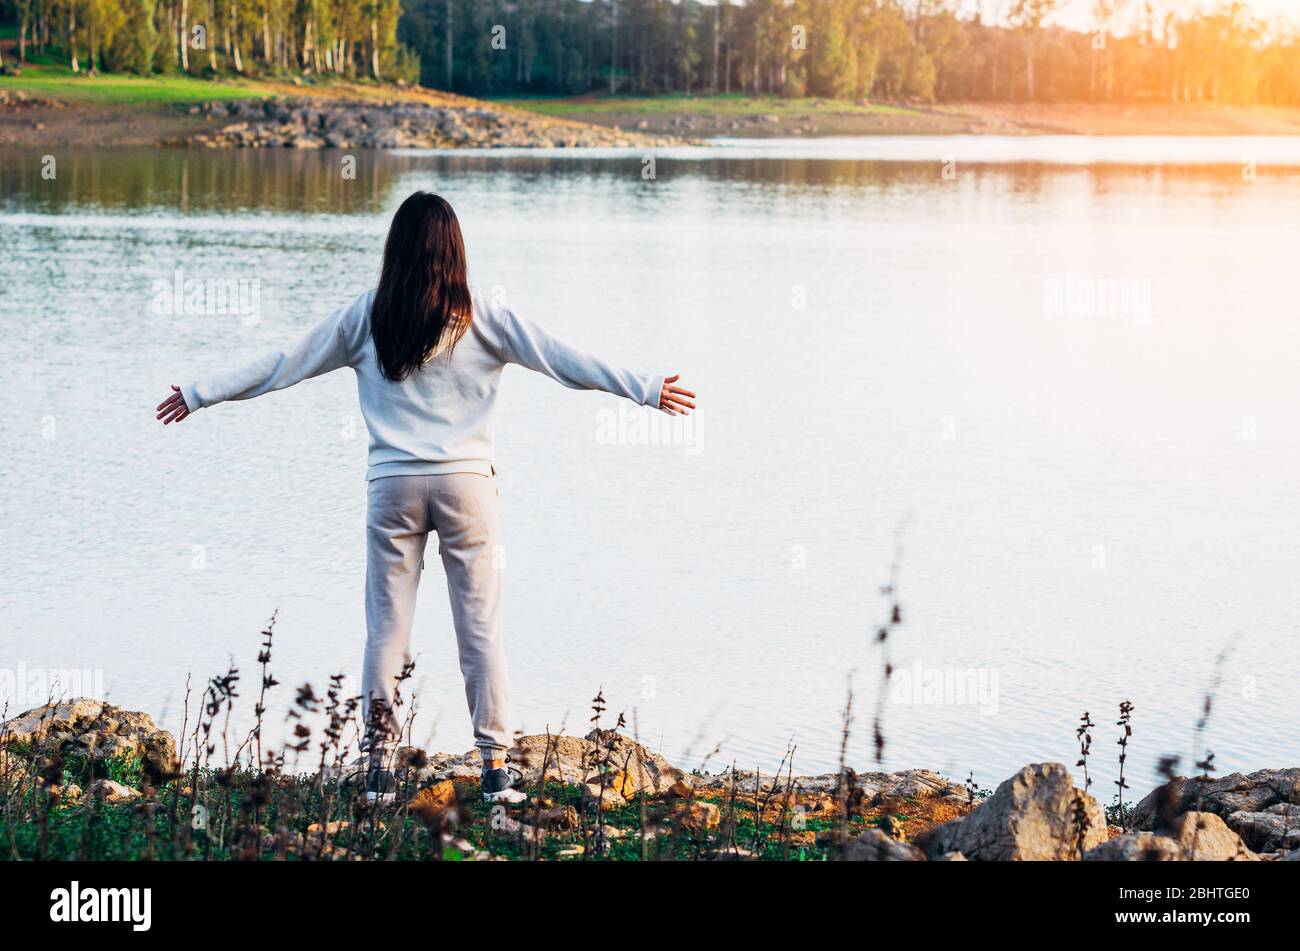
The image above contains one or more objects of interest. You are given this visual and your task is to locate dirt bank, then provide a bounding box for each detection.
[503,95,1300,138]
[0,79,683,149]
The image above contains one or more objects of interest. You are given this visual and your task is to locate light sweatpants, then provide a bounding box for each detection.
[361,472,509,758]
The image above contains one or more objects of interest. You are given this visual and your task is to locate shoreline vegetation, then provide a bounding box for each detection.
[7,73,1300,150]
[1,606,1296,862]
[3,694,1297,862]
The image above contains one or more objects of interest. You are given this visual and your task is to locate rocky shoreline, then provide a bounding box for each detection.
[177,97,685,150]
[3,699,1297,861]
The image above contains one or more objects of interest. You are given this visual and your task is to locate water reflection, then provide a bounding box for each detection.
[4,144,1294,219]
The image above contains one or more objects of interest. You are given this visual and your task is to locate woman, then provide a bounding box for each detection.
[156,192,695,804]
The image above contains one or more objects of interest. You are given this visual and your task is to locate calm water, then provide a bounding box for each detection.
[2,139,1298,794]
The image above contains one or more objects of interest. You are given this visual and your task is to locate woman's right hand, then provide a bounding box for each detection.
[156,385,191,425]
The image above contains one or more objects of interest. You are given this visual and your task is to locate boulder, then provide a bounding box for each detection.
[1085,812,1258,861]
[534,805,579,832]
[581,782,626,810]
[429,731,683,798]
[842,828,925,861]
[916,763,1106,861]
[674,801,720,831]
[696,765,966,802]
[1129,768,1300,831]
[85,778,142,803]
[1224,803,1300,853]
[2,699,177,778]
[410,780,457,826]
[1172,812,1259,860]
[1084,831,1184,861]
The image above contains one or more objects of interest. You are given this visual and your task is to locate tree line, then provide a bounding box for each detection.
[4,1,1300,106]
[2,1,414,80]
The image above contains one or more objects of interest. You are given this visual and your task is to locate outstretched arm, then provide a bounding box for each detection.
[156,303,356,425]
[495,307,695,415]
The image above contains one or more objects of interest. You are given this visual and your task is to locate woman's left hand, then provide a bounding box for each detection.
[659,374,696,416]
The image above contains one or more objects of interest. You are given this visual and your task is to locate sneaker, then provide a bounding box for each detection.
[366,767,398,803]
[481,761,528,804]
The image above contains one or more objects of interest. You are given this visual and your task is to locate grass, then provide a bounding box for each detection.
[494,92,922,118]
[0,714,923,862]
[0,605,974,862]
[2,764,888,861]
[0,66,269,105]
[0,61,431,107]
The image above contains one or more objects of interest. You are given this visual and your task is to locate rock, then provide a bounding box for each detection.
[1224,803,1300,853]
[181,96,683,150]
[581,782,625,810]
[1085,812,1258,861]
[585,769,636,799]
[425,755,480,782]
[664,779,693,799]
[933,851,967,861]
[491,813,543,840]
[430,731,682,798]
[1283,848,1300,861]
[916,763,1106,861]
[867,768,970,803]
[85,779,142,803]
[842,828,925,861]
[1172,812,1259,860]
[305,820,348,836]
[1085,831,1184,861]
[1129,768,1300,831]
[371,127,410,148]
[696,765,965,803]
[674,800,720,831]
[534,805,579,832]
[410,781,457,826]
[2,700,177,779]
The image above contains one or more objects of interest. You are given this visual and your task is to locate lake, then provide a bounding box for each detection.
[2,137,1298,796]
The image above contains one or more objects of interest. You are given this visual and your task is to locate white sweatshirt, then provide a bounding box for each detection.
[181,288,664,480]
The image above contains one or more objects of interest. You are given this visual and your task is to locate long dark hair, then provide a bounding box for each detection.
[371,191,473,382]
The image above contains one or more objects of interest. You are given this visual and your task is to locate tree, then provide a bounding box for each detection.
[1009,0,1059,100]
[808,0,851,98]
[107,0,156,73]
